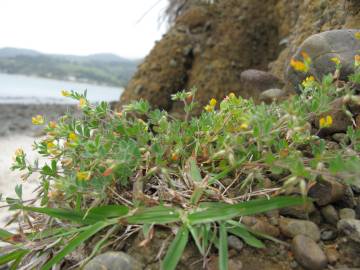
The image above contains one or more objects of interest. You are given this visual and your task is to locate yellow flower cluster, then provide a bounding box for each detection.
[204,98,217,112]
[302,75,315,88]
[14,148,24,158]
[32,115,44,125]
[76,171,91,181]
[355,32,360,40]
[319,115,333,128]
[68,132,78,142]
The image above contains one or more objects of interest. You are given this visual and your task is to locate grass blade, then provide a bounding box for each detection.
[161,226,189,270]
[0,228,14,243]
[127,206,181,224]
[226,221,264,248]
[0,249,28,265]
[41,220,114,270]
[219,222,228,270]
[9,249,29,270]
[189,196,306,225]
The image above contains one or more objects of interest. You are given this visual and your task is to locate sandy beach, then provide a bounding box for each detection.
[0,103,78,229]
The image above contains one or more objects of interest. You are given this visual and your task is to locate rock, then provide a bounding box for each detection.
[332,133,350,145]
[279,217,320,241]
[337,219,360,243]
[280,201,316,219]
[259,88,286,104]
[320,228,338,241]
[240,69,284,100]
[324,246,339,265]
[339,208,356,220]
[292,235,327,270]
[355,204,360,219]
[286,29,360,92]
[250,218,280,237]
[228,235,244,252]
[321,205,339,225]
[337,186,356,209]
[84,252,142,270]
[308,177,347,206]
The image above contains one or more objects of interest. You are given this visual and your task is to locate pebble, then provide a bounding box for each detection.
[279,217,320,241]
[332,133,349,144]
[84,251,142,270]
[320,228,338,241]
[324,246,339,265]
[292,235,327,270]
[339,208,356,220]
[280,202,316,220]
[321,205,339,225]
[337,219,360,243]
[228,235,244,252]
[259,88,286,103]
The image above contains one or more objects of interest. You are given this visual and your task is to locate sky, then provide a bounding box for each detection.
[0,0,168,59]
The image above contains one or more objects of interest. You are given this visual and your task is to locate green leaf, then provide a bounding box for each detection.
[161,226,189,270]
[219,222,228,270]
[189,157,202,182]
[0,228,14,241]
[127,206,181,224]
[0,250,28,265]
[9,250,29,270]
[41,221,114,270]
[226,221,264,248]
[189,196,306,225]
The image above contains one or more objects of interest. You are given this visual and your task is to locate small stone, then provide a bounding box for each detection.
[320,228,338,241]
[84,251,142,270]
[321,205,339,225]
[169,59,177,67]
[308,177,347,206]
[337,219,360,243]
[324,246,339,265]
[280,201,316,219]
[250,219,280,237]
[339,208,356,220]
[355,204,360,219]
[259,88,286,104]
[228,235,244,252]
[332,133,350,144]
[292,235,327,270]
[279,217,320,241]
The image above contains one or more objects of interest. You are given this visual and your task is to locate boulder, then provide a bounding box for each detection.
[286,29,360,92]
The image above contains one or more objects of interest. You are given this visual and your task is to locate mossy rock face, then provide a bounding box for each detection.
[286,29,360,92]
[84,252,142,270]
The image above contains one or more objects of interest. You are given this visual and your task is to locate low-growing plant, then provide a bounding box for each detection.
[1,55,360,269]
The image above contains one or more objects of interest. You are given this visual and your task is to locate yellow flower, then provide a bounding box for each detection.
[355,55,360,68]
[355,32,360,40]
[49,121,57,129]
[15,148,24,157]
[330,57,341,66]
[204,104,213,112]
[290,58,308,72]
[76,171,91,181]
[209,98,217,107]
[32,115,44,125]
[61,90,71,97]
[47,141,56,149]
[240,123,249,129]
[228,92,236,99]
[79,98,87,108]
[302,75,315,88]
[319,115,333,128]
[68,132,78,142]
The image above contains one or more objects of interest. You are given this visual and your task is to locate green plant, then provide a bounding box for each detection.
[1,60,360,269]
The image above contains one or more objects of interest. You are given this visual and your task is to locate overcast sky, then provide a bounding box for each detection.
[0,0,168,59]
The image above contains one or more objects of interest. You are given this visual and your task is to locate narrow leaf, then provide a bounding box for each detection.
[0,250,28,265]
[219,222,228,270]
[41,221,113,270]
[161,226,189,270]
[227,221,264,248]
[127,206,180,224]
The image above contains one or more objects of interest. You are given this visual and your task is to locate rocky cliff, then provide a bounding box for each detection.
[119,0,360,113]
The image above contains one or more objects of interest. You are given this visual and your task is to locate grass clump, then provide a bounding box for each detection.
[1,59,360,269]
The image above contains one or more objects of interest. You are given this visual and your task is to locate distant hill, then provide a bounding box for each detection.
[0,47,141,87]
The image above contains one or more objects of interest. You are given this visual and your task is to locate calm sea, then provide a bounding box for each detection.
[0,73,123,103]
